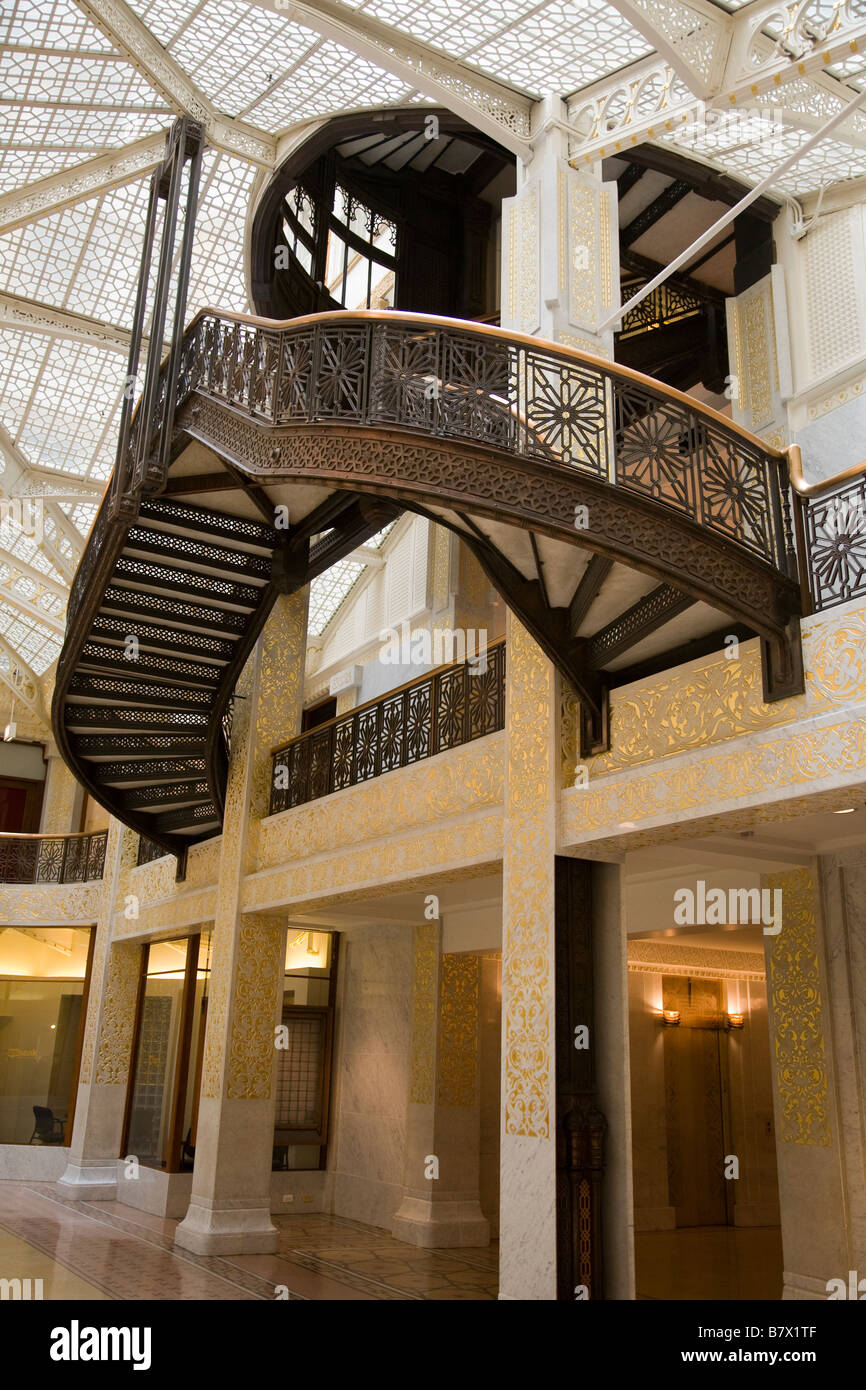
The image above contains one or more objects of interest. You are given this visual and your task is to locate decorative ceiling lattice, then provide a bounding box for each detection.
[2,0,866,699]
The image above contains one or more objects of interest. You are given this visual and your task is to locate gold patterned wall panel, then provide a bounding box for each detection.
[78,817,123,1086]
[201,656,256,1101]
[200,596,307,1102]
[437,953,480,1108]
[566,609,840,781]
[409,922,439,1105]
[765,867,831,1146]
[259,734,504,870]
[562,713,866,851]
[503,815,554,1138]
[247,810,504,915]
[225,919,284,1100]
[503,615,555,1139]
[40,757,80,835]
[0,881,101,927]
[507,621,551,813]
[93,941,143,1087]
[519,185,539,335]
[502,185,538,334]
[569,179,596,323]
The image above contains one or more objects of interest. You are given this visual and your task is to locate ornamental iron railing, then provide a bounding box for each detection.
[0,829,108,884]
[800,473,866,613]
[162,309,795,576]
[270,639,506,814]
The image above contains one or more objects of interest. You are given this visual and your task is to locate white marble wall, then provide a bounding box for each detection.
[331,923,413,1229]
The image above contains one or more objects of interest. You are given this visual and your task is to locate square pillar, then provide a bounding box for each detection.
[58,820,141,1200]
[174,591,306,1255]
[391,925,489,1247]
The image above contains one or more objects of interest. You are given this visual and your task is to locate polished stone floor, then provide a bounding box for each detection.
[636,1226,784,1300]
[0,1182,783,1301]
[0,1182,499,1301]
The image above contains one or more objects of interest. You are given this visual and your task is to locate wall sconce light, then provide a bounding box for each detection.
[662,1010,680,1026]
[727,1012,745,1029]
[306,932,319,956]
[2,722,15,742]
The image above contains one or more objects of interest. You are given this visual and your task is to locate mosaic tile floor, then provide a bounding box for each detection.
[0,1183,499,1301]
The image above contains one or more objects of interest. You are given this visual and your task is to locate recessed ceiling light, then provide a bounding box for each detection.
[618,821,637,830]
[834,808,856,814]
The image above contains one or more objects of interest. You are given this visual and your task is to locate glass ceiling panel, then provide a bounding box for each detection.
[0,598,62,676]
[185,151,257,314]
[308,522,395,635]
[351,0,652,97]
[9,337,128,480]
[0,147,110,197]
[1,0,121,51]
[3,52,170,109]
[245,40,413,129]
[309,558,365,636]
[125,0,206,47]
[169,2,319,115]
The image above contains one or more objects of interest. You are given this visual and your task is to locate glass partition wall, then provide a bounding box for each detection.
[0,925,94,1146]
[275,929,338,1171]
[122,928,338,1174]
[123,933,211,1172]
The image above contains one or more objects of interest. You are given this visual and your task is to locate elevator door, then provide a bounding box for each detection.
[663,977,729,1227]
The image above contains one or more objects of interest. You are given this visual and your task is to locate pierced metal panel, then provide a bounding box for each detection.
[0,830,108,884]
[804,475,866,611]
[270,641,505,814]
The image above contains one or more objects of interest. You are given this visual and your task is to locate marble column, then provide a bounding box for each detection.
[174,591,306,1255]
[391,926,489,1247]
[592,861,635,1300]
[40,742,84,834]
[499,613,558,1299]
[762,865,849,1298]
[58,820,142,1200]
[814,849,866,1288]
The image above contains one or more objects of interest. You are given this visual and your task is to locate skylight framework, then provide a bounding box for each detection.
[3,0,866,701]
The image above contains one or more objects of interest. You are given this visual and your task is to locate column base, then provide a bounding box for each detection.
[391,1195,490,1248]
[174,1197,278,1255]
[782,1270,832,1300]
[56,1158,118,1202]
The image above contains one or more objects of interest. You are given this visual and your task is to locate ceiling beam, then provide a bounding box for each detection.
[600,0,732,100]
[0,425,81,581]
[73,0,276,167]
[0,555,69,603]
[567,21,866,167]
[587,583,695,668]
[611,144,780,221]
[619,247,726,305]
[616,162,646,199]
[260,0,532,159]
[0,133,166,234]
[10,468,105,502]
[620,177,692,245]
[0,637,45,723]
[0,586,66,636]
[568,554,613,637]
[0,291,152,354]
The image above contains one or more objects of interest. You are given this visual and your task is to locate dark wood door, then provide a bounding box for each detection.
[664,1022,728,1227]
